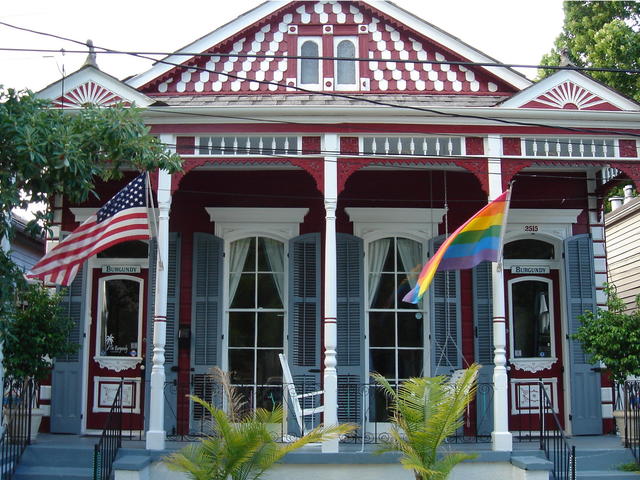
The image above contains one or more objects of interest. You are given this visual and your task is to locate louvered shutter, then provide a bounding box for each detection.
[336,233,364,426]
[472,260,494,436]
[430,235,461,376]
[287,233,321,433]
[51,264,86,433]
[190,232,223,430]
[144,234,181,434]
[565,233,602,434]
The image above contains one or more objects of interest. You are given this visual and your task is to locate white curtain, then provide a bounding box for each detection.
[397,238,422,291]
[263,237,285,306]
[368,238,391,307]
[229,238,252,305]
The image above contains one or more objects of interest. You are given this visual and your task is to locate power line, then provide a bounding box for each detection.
[3,20,640,140]
[1,44,639,75]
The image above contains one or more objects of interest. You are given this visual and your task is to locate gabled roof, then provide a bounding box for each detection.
[37,64,153,108]
[126,0,531,96]
[499,69,640,111]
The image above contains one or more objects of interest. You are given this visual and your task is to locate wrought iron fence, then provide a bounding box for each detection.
[93,381,123,480]
[622,380,640,462]
[536,382,575,480]
[0,378,36,480]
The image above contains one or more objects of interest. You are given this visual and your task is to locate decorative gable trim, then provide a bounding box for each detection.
[499,70,639,112]
[126,0,531,95]
[37,65,153,108]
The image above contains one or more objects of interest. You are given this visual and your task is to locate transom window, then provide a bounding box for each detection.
[504,239,555,260]
[97,276,143,358]
[227,236,285,412]
[368,237,424,421]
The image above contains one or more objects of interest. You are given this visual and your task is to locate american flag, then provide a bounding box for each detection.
[28,173,151,286]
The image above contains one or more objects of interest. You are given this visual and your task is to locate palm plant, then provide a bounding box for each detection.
[371,364,480,480]
[165,367,354,480]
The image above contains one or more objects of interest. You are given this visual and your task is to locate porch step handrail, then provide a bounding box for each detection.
[93,380,123,480]
[538,381,576,480]
[0,378,36,480]
[623,380,640,462]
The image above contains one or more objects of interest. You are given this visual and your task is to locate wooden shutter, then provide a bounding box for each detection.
[57,264,86,363]
[190,232,223,429]
[472,260,494,436]
[287,233,321,432]
[336,233,365,425]
[430,235,461,376]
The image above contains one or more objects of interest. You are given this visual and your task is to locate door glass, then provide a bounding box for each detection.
[511,280,552,359]
[99,278,141,357]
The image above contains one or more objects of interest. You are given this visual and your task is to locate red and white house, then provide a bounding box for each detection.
[36,0,640,465]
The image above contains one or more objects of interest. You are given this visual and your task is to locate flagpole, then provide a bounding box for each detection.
[146,172,163,271]
[495,185,513,273]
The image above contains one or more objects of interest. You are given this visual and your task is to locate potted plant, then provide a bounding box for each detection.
[1,282,78,441]
[573,284,640,442]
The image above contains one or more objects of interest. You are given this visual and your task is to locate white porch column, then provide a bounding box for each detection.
[146,166,172,450]
[487,135,512,452]
[322,133,339,453]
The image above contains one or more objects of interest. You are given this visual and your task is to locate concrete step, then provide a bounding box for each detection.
[574,448,636,471]
[576,471,640,480]
[19,444,94,467]
[13,465,92,480]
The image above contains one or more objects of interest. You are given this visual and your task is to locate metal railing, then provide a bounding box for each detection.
[622,380,640,462]
[93,381,123,480]
[0,378,36,480]
[537,381,575,480]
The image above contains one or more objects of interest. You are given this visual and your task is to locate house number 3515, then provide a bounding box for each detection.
[524,225,539,232]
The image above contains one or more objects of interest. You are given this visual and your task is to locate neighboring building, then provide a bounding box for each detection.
[10,213,44,272]
[35,0,640,455]
[605,185,640,312]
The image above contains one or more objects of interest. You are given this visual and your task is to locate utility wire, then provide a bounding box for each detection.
[3,20,640,140]
[1,44,640,75]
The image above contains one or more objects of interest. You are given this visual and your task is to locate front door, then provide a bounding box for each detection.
[86,268,147,431]
[506,270,565,433]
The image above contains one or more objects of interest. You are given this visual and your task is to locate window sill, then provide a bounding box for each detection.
[94,356,143,372]
[510,358,557,373]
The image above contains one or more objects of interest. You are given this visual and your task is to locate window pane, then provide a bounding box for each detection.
[397,312,423,347]
[369,311,395,347]
[257,312,283,347]
[370,273,395,308]
[337,40,356,85]
[229,312,255,347]
[504,239,554,259]
[240,238,256,272]
[371,385,392,422]
[398,350,423,379]
[301,41,319,84]
[257,349,281,385]
[257,273,283,308]
[396,238,422,273]
[256,386,282,411]
[231,274,255,308]
[229,350,254,384]
[370,349,395,378]
[512,281,552,358]
[258,237,284,272]
[100,279,140,357]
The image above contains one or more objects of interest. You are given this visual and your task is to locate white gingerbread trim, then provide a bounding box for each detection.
[510,358,557,373]
[93,356,143,372]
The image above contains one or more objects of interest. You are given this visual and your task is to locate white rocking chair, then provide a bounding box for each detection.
[278,353,324,434]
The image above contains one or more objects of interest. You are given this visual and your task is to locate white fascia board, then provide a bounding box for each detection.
[37,66,153,107]
[367,1,531,90]
[140,104,640,130]
[126,1,287,90]
[500,70,640,111]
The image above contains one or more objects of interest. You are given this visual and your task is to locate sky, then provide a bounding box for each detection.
[0,0,566,92]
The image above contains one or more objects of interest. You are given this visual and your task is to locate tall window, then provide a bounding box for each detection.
[335,39,356,88]
[300,40,320,86]
[510,278,554,359]
[228,236,285,411]
[98,277,142,358]
[368,237,424,421]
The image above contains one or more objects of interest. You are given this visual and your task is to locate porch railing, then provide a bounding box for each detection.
[622,380,640,462]
[537,381,576,480]
[93,381,123,480]
[0,378,36,480]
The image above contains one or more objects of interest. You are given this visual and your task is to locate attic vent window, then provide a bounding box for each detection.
[196,135,299,156]
[521,137,615,158]
[362,136,463,157]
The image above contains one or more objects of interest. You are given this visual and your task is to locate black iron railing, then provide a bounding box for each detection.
[93,381,123,480]
[623,380,640,462]
[0,378,36,480]
[537,381,575,480]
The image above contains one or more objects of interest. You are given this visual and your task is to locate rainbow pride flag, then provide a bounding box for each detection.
[403,190,510,304]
